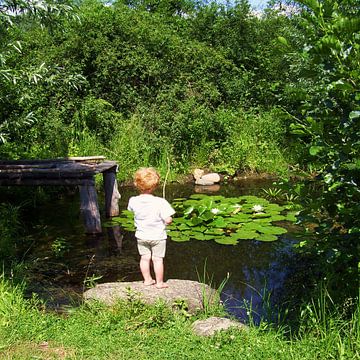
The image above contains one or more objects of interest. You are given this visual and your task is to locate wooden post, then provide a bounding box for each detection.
[107,225,123,252]
[103,168,120,218]
[79,182,102,234]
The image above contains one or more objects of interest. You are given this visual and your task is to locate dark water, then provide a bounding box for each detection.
[19,179,303,323]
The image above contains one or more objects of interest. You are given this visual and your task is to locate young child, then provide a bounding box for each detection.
[127,167,175,289]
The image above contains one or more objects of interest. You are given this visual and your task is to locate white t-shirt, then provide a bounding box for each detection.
[127,194,175,240]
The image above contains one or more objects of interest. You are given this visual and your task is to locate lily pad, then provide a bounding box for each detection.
[255,234,278,242]
[230,230,257,240]
[214,237,238,245]
[209,217,228,228]
[260,226,288,235]
[192,233,213,241]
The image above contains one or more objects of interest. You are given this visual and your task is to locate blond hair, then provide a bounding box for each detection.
[134,167,160,193]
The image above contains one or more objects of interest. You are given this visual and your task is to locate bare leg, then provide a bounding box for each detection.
[152,256,168,288]
[140,254,155,285]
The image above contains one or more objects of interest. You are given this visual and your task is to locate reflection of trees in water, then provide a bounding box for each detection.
[165,235,299,323]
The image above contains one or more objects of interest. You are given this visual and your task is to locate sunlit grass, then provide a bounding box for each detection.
[0,276,359,359]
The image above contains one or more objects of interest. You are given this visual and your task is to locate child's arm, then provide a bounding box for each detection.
[164,217,173,225]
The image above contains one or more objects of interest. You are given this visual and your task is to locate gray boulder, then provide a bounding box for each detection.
[84,279,218,314]
[192,316,248,336]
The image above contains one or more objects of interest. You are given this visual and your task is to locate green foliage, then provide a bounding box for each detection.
[0,0,301,177]
[285,0,360,302]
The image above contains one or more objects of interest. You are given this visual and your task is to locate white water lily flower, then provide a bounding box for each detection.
[211,208,220,214]
[252,204,264,213]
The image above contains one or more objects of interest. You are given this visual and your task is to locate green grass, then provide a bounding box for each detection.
[0,277,359,360]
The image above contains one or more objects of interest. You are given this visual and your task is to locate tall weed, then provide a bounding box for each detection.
[106,115,153,181]
[211,108,294,175]
[298,286,360,359]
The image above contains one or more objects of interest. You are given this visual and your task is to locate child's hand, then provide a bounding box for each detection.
[164,217,173,225]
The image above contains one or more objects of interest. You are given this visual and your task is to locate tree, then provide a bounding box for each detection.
[0,0,79,144]
[289,0,360,301]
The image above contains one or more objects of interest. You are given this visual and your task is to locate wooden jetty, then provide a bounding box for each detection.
[0,156,120,234]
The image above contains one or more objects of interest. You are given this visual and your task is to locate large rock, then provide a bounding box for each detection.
[201,173,221,183]
[193,169,221,185]
[84,279,218,314]
[192,317,248,336]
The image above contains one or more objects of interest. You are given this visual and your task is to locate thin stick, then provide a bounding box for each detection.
[162,155,171,199]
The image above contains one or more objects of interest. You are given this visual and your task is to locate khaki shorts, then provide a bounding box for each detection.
[136,239,166,258]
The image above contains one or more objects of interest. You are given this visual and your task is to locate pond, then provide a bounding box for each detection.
[19,178,304,324]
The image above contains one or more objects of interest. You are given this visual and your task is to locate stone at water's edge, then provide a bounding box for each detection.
[192,317,248,336]
[83,279,218,313]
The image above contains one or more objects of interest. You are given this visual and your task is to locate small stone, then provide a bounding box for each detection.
[201,173,221,183]
[192,317,248,336]
[193,169,205,180]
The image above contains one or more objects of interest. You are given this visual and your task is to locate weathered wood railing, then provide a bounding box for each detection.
[0,156,120,234]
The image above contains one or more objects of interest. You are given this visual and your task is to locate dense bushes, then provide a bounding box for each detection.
[0,0,305,179]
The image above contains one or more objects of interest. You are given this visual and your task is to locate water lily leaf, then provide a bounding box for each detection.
[269,215,286,221]
[241,222,264,231]
[230,230,257,240]
[177,223,191,230]
[168,231,181,238]
[183,199,198,207]
[192,233,213,241]
[259,226,287,235]
[253,218,272,224]
[285,212,298,222]
[191,217,203,226]
[239,195,269,205]
[252,213,271,219]
[224,197,243,203]
[204,228,224,235]
[199,210,215,221]
[255,234,278,242]
[205,195,225,201]
[170,234,190,242]
[190,194,208,199]
[214,237,238,245]
[209,217,228,228]
[173,217,187,224]
[231,214,251,223]
[184,206,195,216]
[266,204,284,212]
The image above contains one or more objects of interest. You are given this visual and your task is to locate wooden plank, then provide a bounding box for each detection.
[93,161,118,174]
[0,178,95,186]
[68,156,105,161]
[0,159,73,165]
[0,172,95,179]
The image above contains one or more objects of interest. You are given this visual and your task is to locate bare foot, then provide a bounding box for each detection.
[144,279,156,286]
[155,282,169,289]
